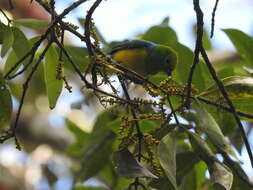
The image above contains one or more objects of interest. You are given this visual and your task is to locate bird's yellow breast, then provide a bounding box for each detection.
[112,49,148,76]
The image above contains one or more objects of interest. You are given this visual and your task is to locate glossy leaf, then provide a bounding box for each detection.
[13,18,48,30]
[12,27,31,58]
[225,157,252,190]
[0,77,12,129]
[3,50,19,75]
[157,133,177,189]
[223,29,253,64]
[210,162,233,190]
[189,131,233,189]
[193,101,238,160]
[44,46,63,109]
[188,131,216,164]
[1,26,14,57]
[199,76,253,99]
[4,36,40,76]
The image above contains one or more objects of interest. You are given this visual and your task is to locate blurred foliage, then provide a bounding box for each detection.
[0,3,253,190]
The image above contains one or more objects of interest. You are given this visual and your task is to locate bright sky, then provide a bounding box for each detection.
[57,0,253,50]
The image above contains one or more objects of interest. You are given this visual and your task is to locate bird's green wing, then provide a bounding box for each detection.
[109,40,155,55]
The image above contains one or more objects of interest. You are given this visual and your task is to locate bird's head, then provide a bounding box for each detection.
[146,45,178,76]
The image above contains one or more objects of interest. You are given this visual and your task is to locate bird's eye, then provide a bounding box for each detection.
[165,59,172,76]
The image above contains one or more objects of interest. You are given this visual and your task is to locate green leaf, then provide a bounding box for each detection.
[217,67,235,79]
[188,132,233,189]
[139,120,157,133]
[199,76,253,99]
[171,43,211,91]
[4,35,41,76]
[223,29,253,64]
[113,148,158,179]
[0,76,12,129]
[157,133,177,189]
[159,17,170,27]
[149,72,168,85]
[44,45,63,109]
[210,162,233,190]
[149,177,175,190]
[59,46,89,73]
[0,22,6,44]
[176,151,200,182]
[79,134,114,181]
[12,27,31,58]
[13,18,49,30]
[225,157,252,190]
[84,109,117,151]
[77,110,117,181]
[65,119,89,156]
[193,101,238,160]
[1,26,14,57]
[99,164,131,190]
[188,131,216,164]
[3,50,19,75]
[106,118,121,133]
[178,161,207,190]
[193,161,207,190]
[142,25,178,46]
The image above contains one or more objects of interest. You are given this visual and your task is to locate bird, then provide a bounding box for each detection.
[109,40,178,77]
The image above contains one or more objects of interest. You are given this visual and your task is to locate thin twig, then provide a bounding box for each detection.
[84,0,103,86]
[53,38,133,105]
[222,153,253,188]
[190,0,253,167]
[118,76,143,190]
[0,42,52,143]
[84,0,103,55]
[201,48,253,167]
[7,51,36,79]
[210,0,220,38]
[118,76,143,161]
[34,0,253,123]
[196,96,253,119]
[185,0,203,108]
[0,8,11,24]
[5,0,90,79]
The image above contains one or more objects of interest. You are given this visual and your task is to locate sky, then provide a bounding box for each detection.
[57,0,253,50]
